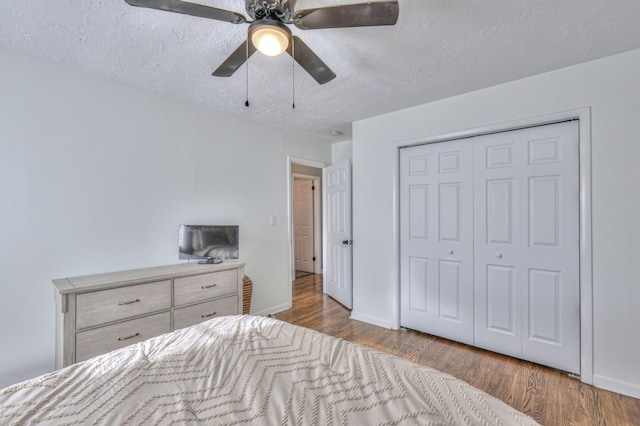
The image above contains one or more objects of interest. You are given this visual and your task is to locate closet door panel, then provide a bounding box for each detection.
[400,147,436,332]
[474,133,523,357]
[485,265,515,333]
[528,268,562,343]
[408,185,429,239]
[407,256,430,314]
[438,259,462,321]
[401,141,474,345]
[520,122,580,374]
[434,143,474,345]
[439,183,462,241]
[474,121,580,374]
[528,176,561,247]
[486,179,514,244]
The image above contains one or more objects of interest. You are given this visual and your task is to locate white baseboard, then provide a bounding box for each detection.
[252,303,291,317]
[350,310,393,329]
[593,374,640,399]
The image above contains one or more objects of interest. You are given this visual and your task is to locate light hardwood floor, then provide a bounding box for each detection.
[275,274,640,426]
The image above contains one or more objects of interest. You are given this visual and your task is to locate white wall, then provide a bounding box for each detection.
[0,47,330,388]
[351,48,640,398]
[190,115,329,315]
[331,140,353,163]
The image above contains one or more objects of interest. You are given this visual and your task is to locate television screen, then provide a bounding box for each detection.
[179,225,239,260]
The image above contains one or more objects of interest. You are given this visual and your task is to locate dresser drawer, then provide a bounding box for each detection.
[76,280,171,329]
[75,311,171,362]
[174,270,237,306]
[174,295,238,330]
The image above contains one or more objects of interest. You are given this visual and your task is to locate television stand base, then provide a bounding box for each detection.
[198,258,222,264]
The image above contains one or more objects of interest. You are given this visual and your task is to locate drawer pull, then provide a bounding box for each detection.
[117,332,140,341]
[118,298,141,306]
[201,312,217,319]
[201,284,218,289]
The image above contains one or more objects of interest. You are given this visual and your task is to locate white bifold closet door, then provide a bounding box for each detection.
[400,121,580,374]
[399,139,475,346]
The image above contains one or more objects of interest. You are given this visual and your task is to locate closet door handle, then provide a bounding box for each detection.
[448,249,454,255]
[496,252,503,259]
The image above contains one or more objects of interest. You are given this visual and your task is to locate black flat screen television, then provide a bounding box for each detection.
[179,225,239,261]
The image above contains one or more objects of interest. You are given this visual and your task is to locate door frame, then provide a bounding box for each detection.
[393,108,593,384]
[292,174,322,275]
[286,156,326,303]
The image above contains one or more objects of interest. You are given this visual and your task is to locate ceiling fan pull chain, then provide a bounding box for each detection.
[245,39,250,107]
[292,39,296,109]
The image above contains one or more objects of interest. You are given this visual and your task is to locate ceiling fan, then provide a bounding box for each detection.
[123,0,400,85]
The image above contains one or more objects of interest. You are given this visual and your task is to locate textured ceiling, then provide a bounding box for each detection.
[2,1,640,142]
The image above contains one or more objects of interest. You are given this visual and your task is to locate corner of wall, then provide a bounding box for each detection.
[331,140,353,164]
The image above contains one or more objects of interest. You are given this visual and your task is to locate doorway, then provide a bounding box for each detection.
[288,158,324,288]
[293,177,317,278]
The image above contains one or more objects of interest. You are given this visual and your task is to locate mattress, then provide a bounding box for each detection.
[0,315,538,425]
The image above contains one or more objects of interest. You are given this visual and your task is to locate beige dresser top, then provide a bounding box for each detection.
[52,261,245,294]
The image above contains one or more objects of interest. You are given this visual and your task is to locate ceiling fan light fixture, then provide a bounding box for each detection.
[249,20,291,57]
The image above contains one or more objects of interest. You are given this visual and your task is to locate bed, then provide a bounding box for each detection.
[0,315,538,425]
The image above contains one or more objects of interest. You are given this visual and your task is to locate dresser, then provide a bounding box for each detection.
[52,261,245,368]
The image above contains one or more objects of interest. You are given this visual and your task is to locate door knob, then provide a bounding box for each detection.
[342,240,352,245]
[448,249,454,255]
[496,252,503,258]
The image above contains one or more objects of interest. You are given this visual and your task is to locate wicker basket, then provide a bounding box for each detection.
[242,275,253,314]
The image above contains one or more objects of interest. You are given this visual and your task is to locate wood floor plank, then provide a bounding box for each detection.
[275,274,640,425]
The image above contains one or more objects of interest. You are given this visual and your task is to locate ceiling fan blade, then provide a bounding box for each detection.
[292,1,398,30]
[124,0,246,24]
[287,36,336,85]
[212,40,256,77]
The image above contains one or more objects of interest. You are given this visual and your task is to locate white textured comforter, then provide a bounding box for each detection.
[0,315,538,425]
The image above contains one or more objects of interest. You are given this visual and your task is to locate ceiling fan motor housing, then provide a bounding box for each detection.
[245,0,297,21]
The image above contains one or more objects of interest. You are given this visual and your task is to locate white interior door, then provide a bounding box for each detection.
[400,140,474,345]
[293,178,314,273]
[474,121,580,374]
[323,160,352,309]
